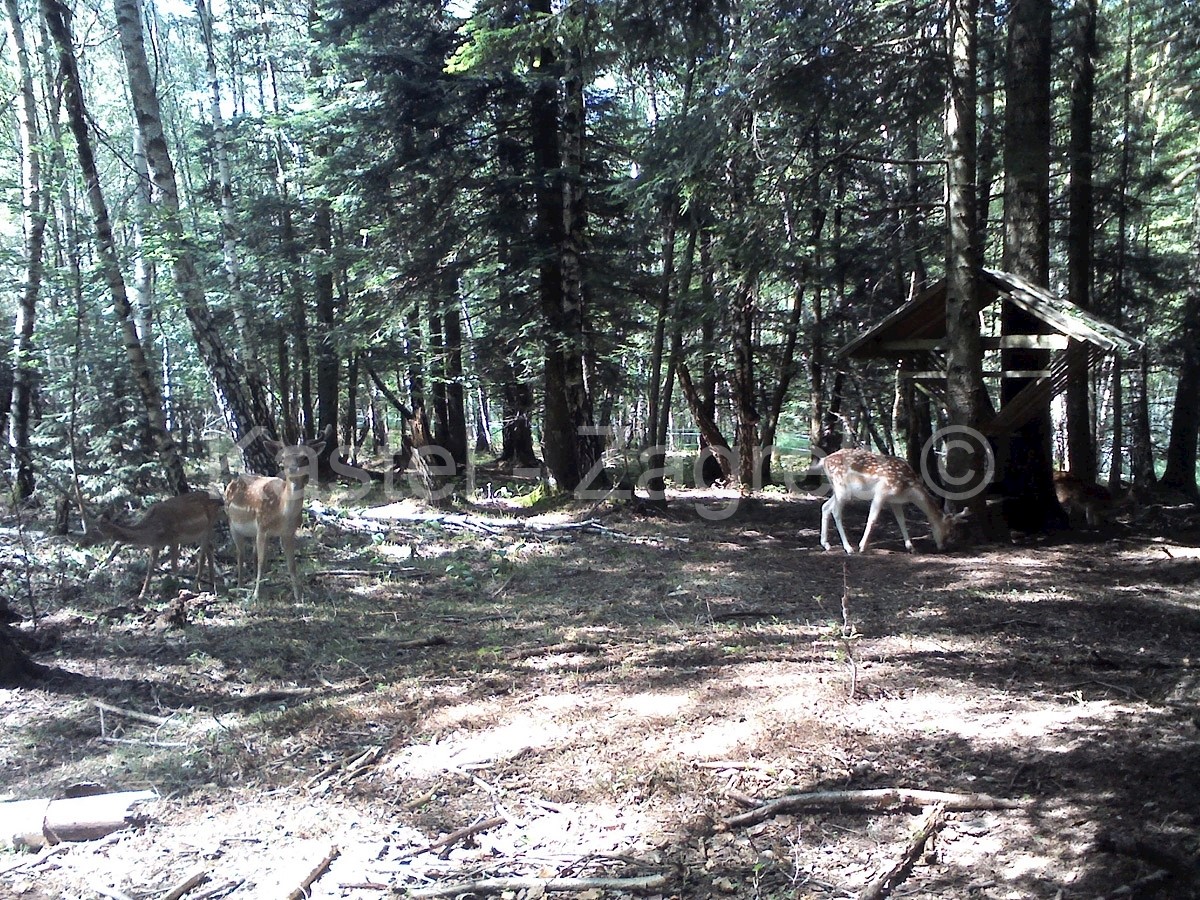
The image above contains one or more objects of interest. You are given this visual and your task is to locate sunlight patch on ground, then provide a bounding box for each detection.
[672,718,763,760]
[619,690,692,720]
[846,689,1139,756]
[386,716,569,777]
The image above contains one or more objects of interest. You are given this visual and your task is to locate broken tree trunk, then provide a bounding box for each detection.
[3,790,157,849]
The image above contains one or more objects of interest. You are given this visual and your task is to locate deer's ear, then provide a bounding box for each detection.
[308,441,327,457]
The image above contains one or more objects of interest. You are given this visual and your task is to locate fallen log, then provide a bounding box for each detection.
[3,790,157,849]
[722,787,1025,830]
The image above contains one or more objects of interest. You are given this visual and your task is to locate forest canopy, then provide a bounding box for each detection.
[2,0,1199,510]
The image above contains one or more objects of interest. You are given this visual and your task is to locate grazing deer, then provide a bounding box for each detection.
[97,492,224,598]
[815,449,966,554]
[1053,472,1135,528]
[224,434,326,602]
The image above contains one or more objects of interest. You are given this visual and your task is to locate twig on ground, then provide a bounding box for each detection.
[1098,868,1175,899]
[190,879,243,900]
[1095,832,1198,882]
[489,572,516,598]
[505,641,601,660]
[857,803,946,900]
[394,815,508,861]
[306,746,382,790]
[93,701,172,728]
[405,872,671,898]
[159,868,209,900]
[284,845,339,900]
[0,844,67,877]
[98,736,189,749]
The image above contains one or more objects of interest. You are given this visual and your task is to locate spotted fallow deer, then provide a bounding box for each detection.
[224,434,326,602]
[815,449,966,554]
[97,492,225,598]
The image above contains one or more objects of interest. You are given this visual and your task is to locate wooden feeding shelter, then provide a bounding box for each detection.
[837,268,1143,439]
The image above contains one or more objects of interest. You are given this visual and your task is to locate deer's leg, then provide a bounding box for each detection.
[196,536,212,592]
[253,528,270,601]
[281,528,300,602]
[859,494,890,553]
[139,546,159,599]
[230,531,246,588]
[826,494,855,554]
[820,497,835,550]
[890,503,915,552]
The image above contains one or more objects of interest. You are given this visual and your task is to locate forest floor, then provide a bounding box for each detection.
[1,480,1199,900]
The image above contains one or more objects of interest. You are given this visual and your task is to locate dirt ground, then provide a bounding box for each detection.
[2,485,1198,900]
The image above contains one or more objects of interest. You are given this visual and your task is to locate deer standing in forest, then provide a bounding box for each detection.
[815,449,966,554]
[1053,471,1135,528]
[224,433,326,602]
[97,492,225,598]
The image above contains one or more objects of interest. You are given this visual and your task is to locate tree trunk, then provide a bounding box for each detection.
[944,0,986,513]
[113,0,276,475]
[475,389,493,456]
[1159,164,1200,497]
[443,299,468,471]
[759,277,807,485]
[1129,348,1156,488]
[427,300,450,452]
[129,126,156,352]
[677,362,733,484]
[0,625,47,686]
[344,352,359,454]
[4,0,47,501]
[644,220,700,503]
[808,263,828,459]
[196,0,252,354]
[760,206,823,483]
[729,275,759,490]
[308,0,338,456]
[647,194,679,457]
[532,0,599,493]
[973,0,999,255]
[1108,356,1124,486]
[42,0,188,494]
[1108,3,1135,488]
[1065,0,1098,482]
[645,205,679,499]
[999,0,1061,532]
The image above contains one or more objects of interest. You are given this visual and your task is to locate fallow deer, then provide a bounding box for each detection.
[1053,471,1135,528]
[224,434,326,602]
[97,492,224,598]
[815,449,966,554]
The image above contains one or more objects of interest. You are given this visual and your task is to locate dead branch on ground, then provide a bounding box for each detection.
[394,815,507,861]
[857,803,945,900]
[159,868,209,900]
[284,845,339,900]
[722,787,1025,830]
[405,872,671,898]
[306,746,381,791]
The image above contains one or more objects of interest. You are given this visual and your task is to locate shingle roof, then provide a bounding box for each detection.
[839,268,1143,360]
